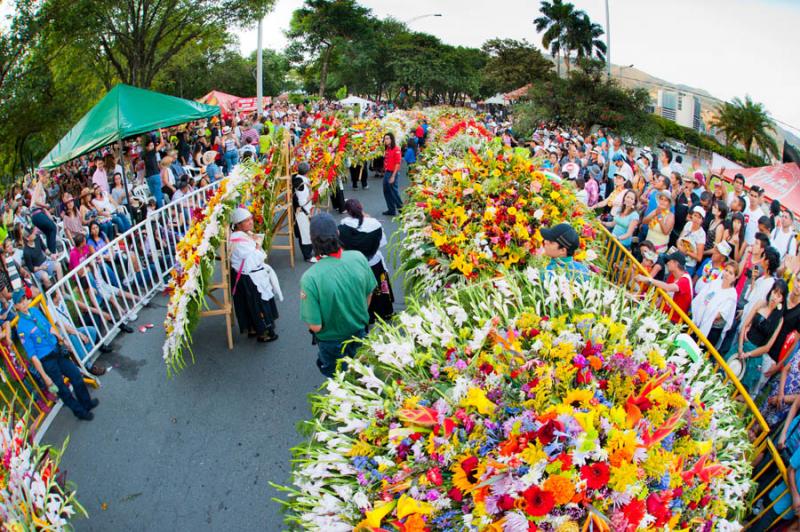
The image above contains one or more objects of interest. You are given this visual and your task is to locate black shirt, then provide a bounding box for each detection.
[144,148,159,177]
[748,308,782,348]
[769,301,800,362]
[23,238,48,271]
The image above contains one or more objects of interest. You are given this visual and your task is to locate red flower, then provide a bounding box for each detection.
[497,494,516,511]
[426,467,443,486]
[621,499,646,528]
[447,486,463,502]
[580,462,610,490]
[647,493,672,527]
[535,419,563,445]
[461,456,479,483]
[522,486,554,517]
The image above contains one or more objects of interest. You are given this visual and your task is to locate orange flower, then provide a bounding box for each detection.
[542,475,576,506]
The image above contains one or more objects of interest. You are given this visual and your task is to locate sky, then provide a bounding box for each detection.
[240,0,800,135]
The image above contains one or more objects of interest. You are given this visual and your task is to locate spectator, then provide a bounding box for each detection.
[229,208,281,343]
[79,187,114,238]
[641,191,674,253]
[159,156,177,202]
[593,173,626,216]
[741,245,780,323]
[726,212,748,263]
[300,213,376,377]
[695,241,732,293]
[758,215,773,237]
[22,227,62,290]
[692,260,738,348]
[143,135,166,208]
[703,200,728,261]
[29,176,59,254]
[381,132,403,216]
[772,210,798,261]
[726,279,787,394]
[221,126,240,175]
[202,151,221,183]
[744,185,765,245]
[603,189,639,248]
[60,192,84,243]
[49,290,110,377]
[768,275,800,365]
[110,173,130,211]
[677,206,707,276]
[726,173,748,210]
[574,177,588,205]
[584,165,601,206]
[91,157,109,193]
[13,289,99,421]
[338,199,394,323]
[636,251,693,324]
[92,185,131,234]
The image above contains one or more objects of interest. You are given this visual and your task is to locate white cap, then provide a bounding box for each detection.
[231,207,252,225]
[692,206,706,218]
[716,240,732,257]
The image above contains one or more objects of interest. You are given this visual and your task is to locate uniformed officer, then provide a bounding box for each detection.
[13,289,98,420]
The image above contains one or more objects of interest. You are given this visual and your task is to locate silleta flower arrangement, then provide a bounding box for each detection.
[276,273,752,531]
[0,409,86,529]
[398,138,596,296]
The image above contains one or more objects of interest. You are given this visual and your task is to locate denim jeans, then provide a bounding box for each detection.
[68,326,98,362]
[146,173,164,208]
[224,151,239,175]
[40,348,93,418]
[111,213,132,234]
[316,328,367,378]
[31,211,58,253]
[382,171,402,214]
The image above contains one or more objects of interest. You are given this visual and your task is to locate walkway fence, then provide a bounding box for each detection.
[0,181,220,438]
[0,179,790,527]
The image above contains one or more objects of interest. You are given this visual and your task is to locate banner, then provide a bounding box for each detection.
[714,162,800,216]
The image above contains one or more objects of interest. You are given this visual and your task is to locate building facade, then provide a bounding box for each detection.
[656,89,704,131]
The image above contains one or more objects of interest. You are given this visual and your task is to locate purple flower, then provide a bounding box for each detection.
[430,364,440,378]
[455,359,468,371]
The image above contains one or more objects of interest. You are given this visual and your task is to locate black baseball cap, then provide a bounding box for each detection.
[540,223,580,255]
[664,251,686,267]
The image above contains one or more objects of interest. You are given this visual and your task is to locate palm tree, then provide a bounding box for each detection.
[533,0,576,77]
[569,13,607,65]
[712,96,780,159]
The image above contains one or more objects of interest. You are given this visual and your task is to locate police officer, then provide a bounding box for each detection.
[13,289,98,421]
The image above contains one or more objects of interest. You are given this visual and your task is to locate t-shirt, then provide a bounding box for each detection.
[300,250,377,341]
[661,272,692,324]
[384,146,402,173]
[612,211,639,247]
[771,228,797,260]
[743,205,763,245]
[23,239,48,271]
[92,168,109,193]
[144,149,159,177]
[678,222,706,269]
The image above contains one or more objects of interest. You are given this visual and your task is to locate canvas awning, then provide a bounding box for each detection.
[483,94,506,105]
[40,84,220,168]
[198,90,241,117]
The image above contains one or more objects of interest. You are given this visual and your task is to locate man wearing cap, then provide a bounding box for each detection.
[13,290,98,420]
[695,240,732,293]
[300,213,377,377]
[540,223,589,278]
[612,153,633,182]
[636,251,693,324]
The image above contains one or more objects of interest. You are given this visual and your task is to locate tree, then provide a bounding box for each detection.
[712,96,780,159]
[44,0,275,88]
[286,0,371,98]
[533,0,576,76]
[568,12,606,64]
[480,39,552,95]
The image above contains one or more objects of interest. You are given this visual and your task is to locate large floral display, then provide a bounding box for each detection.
[0,410,85,529]
[277,272,752,531]
[398,130,595,296]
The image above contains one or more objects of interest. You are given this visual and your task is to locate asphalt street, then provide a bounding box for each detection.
[43,172,405,531]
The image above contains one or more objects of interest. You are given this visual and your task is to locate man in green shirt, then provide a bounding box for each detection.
[300,213,376,377]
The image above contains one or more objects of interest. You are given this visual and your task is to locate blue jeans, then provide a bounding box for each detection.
[147,173,164,208]
[316,327,367,378]
[40,348,93,418]
[111,213,132,234]
[69,326,98,362]
[32,210,58,253]
[382,171,402,214]
[224,151,239,175]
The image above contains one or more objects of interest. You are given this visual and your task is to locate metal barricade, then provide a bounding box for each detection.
[595,224,789,529]
[0,181,221,439]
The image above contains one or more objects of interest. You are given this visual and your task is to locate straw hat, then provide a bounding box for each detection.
[222,126,232,135]
[80,187,93,199]
[202,151,218,166]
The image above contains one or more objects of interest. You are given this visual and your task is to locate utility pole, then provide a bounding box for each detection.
[257,18,264,116]
[605,0,611,80]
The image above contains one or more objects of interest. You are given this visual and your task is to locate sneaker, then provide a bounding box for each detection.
[99,344,113,354]
[89,364,106,377]
[76,411,94,421]
[119,323,134,334]
[257,332,279,343]
[88,398,100,410]
[309,257,318,264]
[363,184,369,190]
[382,210,396,216]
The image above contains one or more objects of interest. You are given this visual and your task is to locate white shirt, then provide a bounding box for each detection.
[742,274,776,323]
[340,216,386,267]
[771,227,797,260]
[692,279,737,338]
[726,190,749,211]
[678,222,706,269]
[743,205,764,245]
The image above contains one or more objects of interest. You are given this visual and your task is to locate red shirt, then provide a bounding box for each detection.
[661,272,693,323]
[384,146,401,173]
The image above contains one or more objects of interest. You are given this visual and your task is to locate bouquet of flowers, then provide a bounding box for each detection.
[0,409,86,529]
[346,119,384,165]
[276,272,752,531]
[398,140,595,296]
[293,116,350,204]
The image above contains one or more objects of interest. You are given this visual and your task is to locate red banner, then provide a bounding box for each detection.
[715,162,800,216]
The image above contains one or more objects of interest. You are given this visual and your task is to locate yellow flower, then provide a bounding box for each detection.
[507,206,518,216]
[360,500,396,528]
[520,442,547,465]
[450,254,474,276]
[564,389,594,408]
[557,521,580,532]
[431,231,448,247]
[609,461,640,492]
[461,387,496,415]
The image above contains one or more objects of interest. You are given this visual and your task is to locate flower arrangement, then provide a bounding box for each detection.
[398,140,596,296]
[293,115,350,203]
[0,409,86,529]
[276,272,752,531]
[347,119,385,166]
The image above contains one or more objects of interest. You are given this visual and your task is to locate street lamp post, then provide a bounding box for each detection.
[605,0,611,80]
[257,17,264,116]
[405,13,442,24]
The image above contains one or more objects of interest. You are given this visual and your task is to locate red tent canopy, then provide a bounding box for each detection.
[715,162,800,215]
[504,84,532,102]
[198,91,242,117]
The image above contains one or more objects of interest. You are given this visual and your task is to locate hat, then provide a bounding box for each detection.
[540,223,580,255]
[231,207,252,225]
[297,162,310,175]
[727,357,746,380]
[310,213,338,240]
[563,133,571,139]
[691,206,706,218]
[80,187,93,199]
[222,126,232,135]
[656,190,672,203]
[591,147,601,155]
[664,251,686,267]
[588,164,602,178]
[11,288,26,305]
[638,151,653,162]
[612,153,625,163]
[715,241,732,257]
[202,151,218,166]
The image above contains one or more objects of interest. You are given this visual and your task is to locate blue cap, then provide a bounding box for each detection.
[612,153,625,162]
[11,289,26,305]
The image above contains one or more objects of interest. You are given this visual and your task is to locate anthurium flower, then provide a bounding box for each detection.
[396,494,434,519]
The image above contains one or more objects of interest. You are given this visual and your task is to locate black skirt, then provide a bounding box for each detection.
[230,269,278,335]
[369,261,394,323]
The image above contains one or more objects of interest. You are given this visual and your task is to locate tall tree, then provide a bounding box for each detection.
[568,13,606,64]
[480,38,552,95]
[286,0,371,98]
[533,0,576,77]
[712,96,780,159]
[44,0,275,88]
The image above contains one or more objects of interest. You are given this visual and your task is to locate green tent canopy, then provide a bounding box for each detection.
[39,84,220,168]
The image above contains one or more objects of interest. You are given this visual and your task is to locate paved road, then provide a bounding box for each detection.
[43,173,405,531]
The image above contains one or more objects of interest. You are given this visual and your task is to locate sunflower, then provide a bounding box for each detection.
[451,455,483,493]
